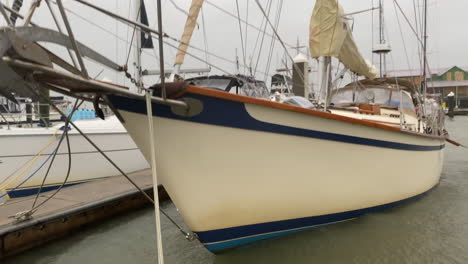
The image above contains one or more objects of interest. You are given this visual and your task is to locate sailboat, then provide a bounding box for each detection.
[0,0,446,252]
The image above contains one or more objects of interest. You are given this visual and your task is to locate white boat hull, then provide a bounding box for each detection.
[109,86,445,252]
[0,117,149,198]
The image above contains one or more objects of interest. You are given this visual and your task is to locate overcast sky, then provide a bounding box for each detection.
[0,0,467,89]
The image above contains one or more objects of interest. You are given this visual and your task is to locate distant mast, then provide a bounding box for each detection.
[169,0,205,82]
[422,0,428,98]
[134,0,142,92]
[372,0,391,78]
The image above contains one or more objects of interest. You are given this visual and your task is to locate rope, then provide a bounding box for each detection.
[145,89,165,264]
[24,83,193,236]
[31,99,81,210]
[0,143,59,200]
[0,130,59,190]
[30,120,72,212]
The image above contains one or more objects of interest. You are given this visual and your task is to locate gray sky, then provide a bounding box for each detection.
[0,0,467,89]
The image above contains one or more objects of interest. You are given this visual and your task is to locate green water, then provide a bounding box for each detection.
[4,116,468,264]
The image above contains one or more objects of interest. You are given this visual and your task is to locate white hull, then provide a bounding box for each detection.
[110,88,445,251]
[0,117,149,198]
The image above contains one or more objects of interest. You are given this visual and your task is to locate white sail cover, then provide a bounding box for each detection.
[175,0,205,65]
[310,0,377,79]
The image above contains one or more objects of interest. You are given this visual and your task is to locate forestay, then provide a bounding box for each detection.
[309,0,377,79]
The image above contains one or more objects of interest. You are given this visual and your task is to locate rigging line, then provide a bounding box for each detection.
[125,0,132,86]
[167,0,199,30]
[168,0,192,19]
[344,7,379,17]
[254,0,306,85]
[412,0,422,71]
[68,1,262,77]
[253,0,273,76]
[126,0,132,44]
[31,112,73,213]
[0,146,58,200]
[60,5,171,68]
[201,6,210,68]
[31,99,83,209]
[115,0,118,82]
[371,0,374,65]
[125,8,140,66]
[204,0,294,48]
[250,0,271,70]
[0,131,59,190]
[416,0,423,42]
[23,83,159,222]
[50,0,142,68]
[62,0,270,81]
[244,0,249,67]
[393,0,416,89]
[392,0,423,46]
[235,0,247,75]
[69,0,268,77]
[263,0,283,81]
[156,34,240,77]
[163,34,271,78]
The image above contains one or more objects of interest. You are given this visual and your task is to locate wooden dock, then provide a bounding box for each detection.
[0,169,167,259]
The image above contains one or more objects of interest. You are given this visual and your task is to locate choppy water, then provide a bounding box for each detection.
[5,116,468,264]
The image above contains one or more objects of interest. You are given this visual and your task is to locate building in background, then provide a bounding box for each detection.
[387,66,468,109]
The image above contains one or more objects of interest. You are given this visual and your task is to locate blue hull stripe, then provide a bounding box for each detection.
[108,94,444,151]
[7,182,83,198]
[198,188,433,252]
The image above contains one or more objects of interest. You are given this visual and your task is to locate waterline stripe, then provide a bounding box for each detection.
[195,187,433,248]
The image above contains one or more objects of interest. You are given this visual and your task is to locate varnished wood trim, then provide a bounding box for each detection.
[180,85,445,141]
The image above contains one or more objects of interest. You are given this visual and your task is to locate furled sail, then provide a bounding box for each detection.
[309,0,377,79]
[174,0,205,65]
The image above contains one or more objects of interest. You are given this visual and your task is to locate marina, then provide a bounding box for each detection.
[0,0,467,262]
[2,116,467,264]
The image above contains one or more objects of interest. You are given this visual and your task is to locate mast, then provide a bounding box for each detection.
[379,0,384,77]
[134,0,142,93]
[422,0,428,98]
[156,0,166,96]
[372,0,391,78]
[321,56,332,110]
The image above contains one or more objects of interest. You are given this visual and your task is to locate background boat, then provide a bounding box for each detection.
[0,115,149,199]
